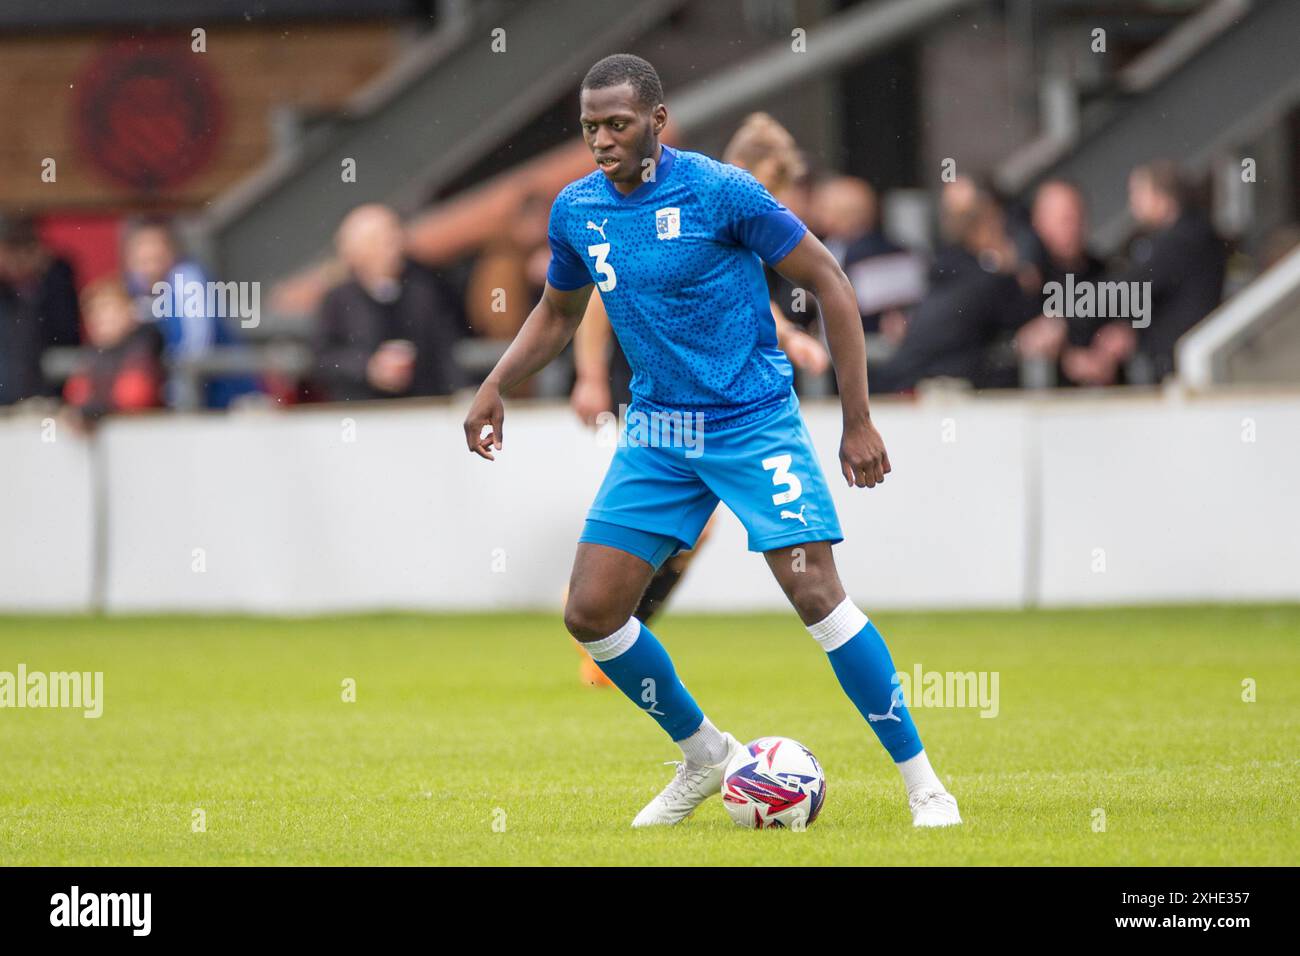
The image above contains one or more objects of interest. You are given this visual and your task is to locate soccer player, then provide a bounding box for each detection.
[567,112,828,688]
[463,54,961,828]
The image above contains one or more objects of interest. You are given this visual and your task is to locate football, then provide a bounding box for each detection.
[721,736,827,829]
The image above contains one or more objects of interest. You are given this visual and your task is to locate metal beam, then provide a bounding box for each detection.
[671,0,983,134]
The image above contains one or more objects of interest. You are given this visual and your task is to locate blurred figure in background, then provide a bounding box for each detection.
[726,113,830,374]
[871,181,1035,393]
[1060,160,1226,385]
[313,203,463,402]
[1014,179,1108,383]
[0,215,80,405]
[930,173,986,283]
[122,217,259,408]
[811,176,911,337]
[62,278,164,428]
[812,176,880,267]
[724,113,828,360]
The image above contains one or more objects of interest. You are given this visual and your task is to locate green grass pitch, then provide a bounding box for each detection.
[1,605,1296,866]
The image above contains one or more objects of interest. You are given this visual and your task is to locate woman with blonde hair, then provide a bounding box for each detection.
[722,111,807,198]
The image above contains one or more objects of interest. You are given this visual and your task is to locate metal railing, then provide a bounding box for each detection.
[1177,242,1300,389]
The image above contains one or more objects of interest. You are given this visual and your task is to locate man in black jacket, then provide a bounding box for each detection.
[0,216,81,405]
[1060,161,1226,385]
[870,186,1035,393]
[313,204,464,402]
[1013,179,1109,385]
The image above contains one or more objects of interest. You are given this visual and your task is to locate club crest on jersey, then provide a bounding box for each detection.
[655,206,681,240]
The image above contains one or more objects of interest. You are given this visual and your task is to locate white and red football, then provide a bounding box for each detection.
[721,736,827,829]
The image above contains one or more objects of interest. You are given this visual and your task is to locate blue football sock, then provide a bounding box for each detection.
[809,599,923,762]
[583,617,704,741]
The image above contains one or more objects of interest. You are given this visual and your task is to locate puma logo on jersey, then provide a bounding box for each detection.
[780,504,807,526]
[868,687,905,723]
[586,218,608,241]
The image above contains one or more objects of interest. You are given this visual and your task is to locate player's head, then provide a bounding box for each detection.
[579,54,666,186]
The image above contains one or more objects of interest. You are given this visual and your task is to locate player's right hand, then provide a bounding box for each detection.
[463,382,505,460]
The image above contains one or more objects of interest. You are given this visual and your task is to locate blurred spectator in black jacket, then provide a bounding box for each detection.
[313,204,464,402]
[62,278,164,429]
[1014,179,1109,380]
[871,184,1035,393]
[0,216,80,405]
[811,176,920,339]
[1061,161,1226,385]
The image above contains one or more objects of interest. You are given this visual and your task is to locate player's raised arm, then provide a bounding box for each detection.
[772,231,891,489]
[462,280,594,460]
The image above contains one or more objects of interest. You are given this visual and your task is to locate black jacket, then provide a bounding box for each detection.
[0,257,81,405]
[871,248,1033,393]
[313,260,463,402]
[1116,211,1226,380]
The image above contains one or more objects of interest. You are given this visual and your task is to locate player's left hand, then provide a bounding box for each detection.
[840,417,891,488]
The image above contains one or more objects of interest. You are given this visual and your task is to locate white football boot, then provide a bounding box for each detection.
[909,787,962,827]
[631,732,746,828]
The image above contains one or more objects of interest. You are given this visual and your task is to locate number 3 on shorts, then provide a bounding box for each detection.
[762,454,802,506]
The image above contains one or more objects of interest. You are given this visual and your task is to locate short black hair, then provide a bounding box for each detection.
[581,54,663,110]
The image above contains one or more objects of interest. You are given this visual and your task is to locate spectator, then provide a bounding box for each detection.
[0,216,80,405]
[313,204,463,402]
[62,279,164,427]
[810,176,917,336]
[930,173,988,283]
[812,176,877,266]
[871,185,1035,393]
[720,112,828,373]
[122,217,258,408]
[1061,160,1227,385]
[724,113,824,337]
[1014,179,1108,380]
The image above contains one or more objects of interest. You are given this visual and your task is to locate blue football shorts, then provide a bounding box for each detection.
[579,390,843,569]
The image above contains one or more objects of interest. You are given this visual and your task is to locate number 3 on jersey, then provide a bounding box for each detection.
[587,242,617,292]
[762,454,802,506]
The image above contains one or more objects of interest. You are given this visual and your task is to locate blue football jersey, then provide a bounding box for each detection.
[547,144,807,428]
